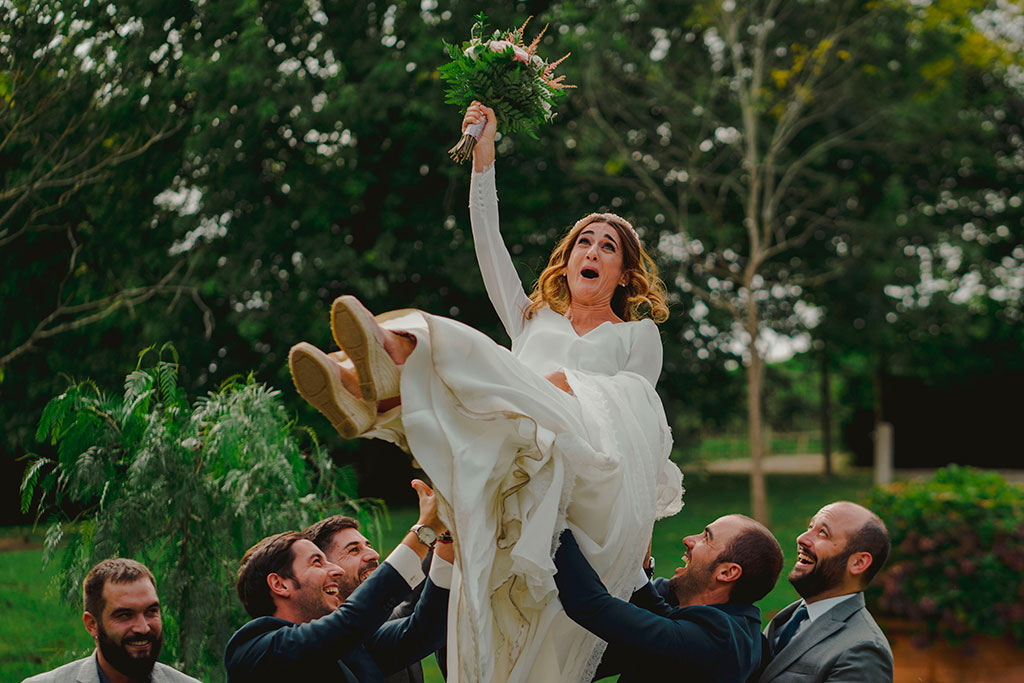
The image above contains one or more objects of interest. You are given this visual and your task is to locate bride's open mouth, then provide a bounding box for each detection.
[580,267,599,280]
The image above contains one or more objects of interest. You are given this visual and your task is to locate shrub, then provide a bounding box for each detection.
[20,345,381,681]
[865,465,1024,645]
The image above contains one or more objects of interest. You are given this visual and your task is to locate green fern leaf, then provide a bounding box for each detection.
[20,457,49,513]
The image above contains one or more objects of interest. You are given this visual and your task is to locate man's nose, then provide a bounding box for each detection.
[128,613,151,633]
[327,561,344,578]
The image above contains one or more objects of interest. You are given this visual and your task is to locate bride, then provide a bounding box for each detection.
[288,102,683,682]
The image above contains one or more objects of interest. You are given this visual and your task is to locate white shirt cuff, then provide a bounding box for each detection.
[633,568,652,593]
[428,552,454,589]
[384,544,426,589]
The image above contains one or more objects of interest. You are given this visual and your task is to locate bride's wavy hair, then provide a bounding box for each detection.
[526,213,669,323]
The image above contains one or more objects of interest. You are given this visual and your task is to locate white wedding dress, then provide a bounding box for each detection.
[362,164,683,682]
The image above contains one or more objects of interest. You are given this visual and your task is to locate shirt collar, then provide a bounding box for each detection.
[804,591,859,622]
[95,652,111,683]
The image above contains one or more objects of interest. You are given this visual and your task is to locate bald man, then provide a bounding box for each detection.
[760,501,894,682]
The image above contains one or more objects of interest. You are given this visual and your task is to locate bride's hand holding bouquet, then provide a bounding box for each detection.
[461,101,497,172]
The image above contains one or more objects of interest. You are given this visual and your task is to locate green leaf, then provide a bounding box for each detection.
[20,457,48,513]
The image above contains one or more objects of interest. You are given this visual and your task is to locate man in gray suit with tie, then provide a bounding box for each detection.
[23,558,200,683]
[760,501,894,682]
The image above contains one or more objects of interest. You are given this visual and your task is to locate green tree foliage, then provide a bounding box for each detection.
[1,0,206,499]
[0,1,201,373]
[551,0,932,520]
[548,0,1024,510]
[802,0,1024,431]
[20,345,375,680]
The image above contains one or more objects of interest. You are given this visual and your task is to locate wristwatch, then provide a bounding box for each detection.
[410,523,438,547]
[644,556,655,579]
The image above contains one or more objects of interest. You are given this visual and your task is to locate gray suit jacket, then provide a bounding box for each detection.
[23,651,201,683]
[760,593,893,682]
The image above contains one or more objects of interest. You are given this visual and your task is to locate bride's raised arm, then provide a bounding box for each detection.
[464,103,531,340]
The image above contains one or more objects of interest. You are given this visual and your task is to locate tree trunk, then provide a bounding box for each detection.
[820,342,833,477]
[747,333,769,525]
[873,356,886,426]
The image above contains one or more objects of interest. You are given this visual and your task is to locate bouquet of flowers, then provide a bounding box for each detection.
[440,13,573,163]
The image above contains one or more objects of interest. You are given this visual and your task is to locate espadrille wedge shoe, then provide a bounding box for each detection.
[330,295,401,401]
[289,341,374,438]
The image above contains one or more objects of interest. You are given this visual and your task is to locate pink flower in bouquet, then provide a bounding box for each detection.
[488,39,511,53]
[489,39,530,63]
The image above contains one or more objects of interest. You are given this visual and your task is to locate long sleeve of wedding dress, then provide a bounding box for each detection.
[469,163,530,341]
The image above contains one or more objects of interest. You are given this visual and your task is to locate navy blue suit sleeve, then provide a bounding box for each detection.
[652,576,674,603]
[629,579,676,617]
[364,577,449,675]
[226,563,412,676]
[553,531,722,664]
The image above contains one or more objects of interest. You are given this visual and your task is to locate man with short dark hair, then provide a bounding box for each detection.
[553,514,784,682]
[24,558,200,683]
[760,501,894,682]
[304,515,377,602]
[224,479,451,682]
[303,513,452,683]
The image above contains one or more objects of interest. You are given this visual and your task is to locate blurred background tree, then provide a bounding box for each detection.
[546,0,1023,520]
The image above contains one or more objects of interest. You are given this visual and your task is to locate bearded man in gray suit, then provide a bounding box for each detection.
[23,558,200,683]
[760,501,894,682]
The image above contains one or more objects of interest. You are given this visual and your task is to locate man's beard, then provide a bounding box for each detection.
[291,577,336,622]
[338,561,379,601]
[668,560,713,605]
[96,621,162,680]
[789,547,852,598]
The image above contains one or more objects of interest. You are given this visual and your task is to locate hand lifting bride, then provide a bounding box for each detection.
[288,101,683,682]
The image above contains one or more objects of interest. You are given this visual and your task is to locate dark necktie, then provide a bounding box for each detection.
[773,604,809,654]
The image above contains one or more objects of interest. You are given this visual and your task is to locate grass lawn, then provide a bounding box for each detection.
[689,434,823,460]
[0,534,93,681]
[1,470,874,682]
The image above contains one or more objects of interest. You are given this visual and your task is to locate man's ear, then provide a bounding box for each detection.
[267,573,291,599]
[83,611,99,640]
[847,551,873,578]
[715,562,743,585]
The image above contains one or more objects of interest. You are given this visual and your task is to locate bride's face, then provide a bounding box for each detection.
[565,223,627,308]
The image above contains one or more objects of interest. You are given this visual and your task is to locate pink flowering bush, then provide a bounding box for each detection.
[866,465,1024,646]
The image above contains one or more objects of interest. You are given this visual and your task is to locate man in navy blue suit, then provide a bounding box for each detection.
[224,480,450,683]
[303,511,453,683]
[554,514,783,683]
